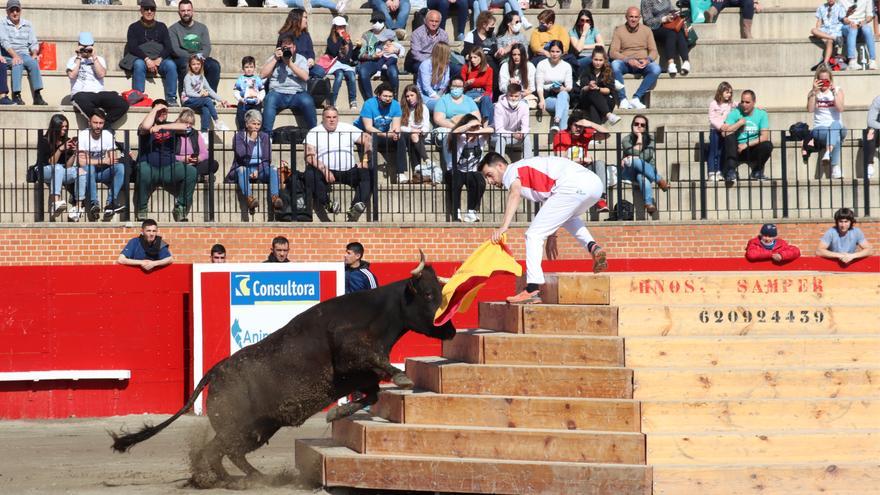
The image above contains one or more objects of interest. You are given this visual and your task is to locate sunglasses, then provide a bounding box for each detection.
[142,6,156,11]
[579,18,590,22]
[633,122,647,128]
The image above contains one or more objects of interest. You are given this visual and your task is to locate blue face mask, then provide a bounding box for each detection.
[450,87,464,98]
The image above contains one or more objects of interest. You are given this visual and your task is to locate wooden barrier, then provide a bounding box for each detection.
[443,330,624,367]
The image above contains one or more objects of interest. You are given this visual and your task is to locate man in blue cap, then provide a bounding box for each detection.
[68,32,130,124]
[745,223,801,263]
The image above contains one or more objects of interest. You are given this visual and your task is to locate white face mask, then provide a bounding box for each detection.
[372,21,385,31]
[511,22,522,34]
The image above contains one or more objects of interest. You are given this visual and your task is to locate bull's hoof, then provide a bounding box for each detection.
[325,406,342,423]
[392,373,414,389]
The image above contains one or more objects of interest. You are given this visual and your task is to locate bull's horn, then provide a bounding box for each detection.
[437,276,451,284]
[410,249,426,276]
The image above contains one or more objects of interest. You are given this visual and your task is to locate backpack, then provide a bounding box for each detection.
[606,200,634,221]
[308,78,331,108]
[788,122,810,141]
[272,126,306,145]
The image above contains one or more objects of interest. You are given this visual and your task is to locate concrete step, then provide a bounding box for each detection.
[478,302,618,336]
[443,329,624,366]
[372,389,642,432]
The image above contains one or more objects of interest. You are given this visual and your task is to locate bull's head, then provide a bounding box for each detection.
[404,250,456,340]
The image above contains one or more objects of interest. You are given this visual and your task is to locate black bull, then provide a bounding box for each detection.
[111,254,455,485]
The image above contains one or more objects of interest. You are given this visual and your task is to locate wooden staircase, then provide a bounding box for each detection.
[296,271,880,494]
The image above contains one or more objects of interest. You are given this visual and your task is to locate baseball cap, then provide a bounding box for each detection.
[139,0,157,8]
[331,16,347,26]
[760,223,778,237]
[6,0,21,10]
[78,32,95,46]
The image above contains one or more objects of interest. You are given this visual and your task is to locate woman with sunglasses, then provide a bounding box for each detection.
[536,40,573,133]
[569,9,604,78]
[621,115,668,214]
[640,0,692,75]
[495,11,530,66]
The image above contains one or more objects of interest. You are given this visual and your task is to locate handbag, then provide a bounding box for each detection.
[663,16,686,32]
[38,42,56,70]
[316,54,337,72]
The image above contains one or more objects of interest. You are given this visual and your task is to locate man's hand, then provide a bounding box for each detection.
[275,47,284,60]
[545,236,558,260]
[11,54,23,65]
[771,253,782,262]
[319,165,335,183]
[839,253,855,264]
[737,143,747,153]
[491,227,507,244]
[513,132,524,141]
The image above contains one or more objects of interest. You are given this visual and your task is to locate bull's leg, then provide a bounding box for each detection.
[228,453,261,478]
[366,353,414,389]
[190,437,231,488]
[326,383,380,423]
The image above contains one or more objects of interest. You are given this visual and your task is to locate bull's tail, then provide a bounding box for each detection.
[110,366,219,453]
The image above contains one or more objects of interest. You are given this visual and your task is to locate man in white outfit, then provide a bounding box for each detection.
[479,152,608,304]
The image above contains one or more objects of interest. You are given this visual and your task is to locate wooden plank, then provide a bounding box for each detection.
[293,438,334,486]
[522,305,619,336]
[438,363,634,399]
[633,367,880,400]
[646,430,880,465]
[405,356,447,393]
[526,273,609,305]
[331,415,367,453]
[442,330,484,364]
[652,462,880,495]
[624,336,880,369]
[478,301,522,333]
[618,304,880,337]
[482,333,624,367]
[641,399,880,433]
[371,389,404,424]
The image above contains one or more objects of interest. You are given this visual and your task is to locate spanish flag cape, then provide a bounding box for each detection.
[433,236,523,325]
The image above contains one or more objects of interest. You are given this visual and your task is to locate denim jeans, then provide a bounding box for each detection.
[811,121,847,166]
[428,0,470,38]
[466,89,494,126]
[544,91,570,128]
[611,60,661,101]
[286,0,338,9]
[371,0,411,30]
[473,0,525,24]
[708,127,725,173]
[330,68,357,106]
[711,0,756,19]
[621,157,662,205]
[173,56,221,94]
[842,24,876,61]
[42,164,85,199]
[184,96,219,131]
[4,52,43,94]
[87,163,126,205]
[236,102,262,130]
[236,165,280,197]
[356,61,400,100]
[261,91,317,133]
[132,58,179,103]
[424,95,440,112]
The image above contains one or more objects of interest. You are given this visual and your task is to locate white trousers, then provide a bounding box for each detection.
[525,172,604,285]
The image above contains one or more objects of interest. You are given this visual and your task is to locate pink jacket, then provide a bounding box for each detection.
[493,95,530,134]
[709,100,733,131]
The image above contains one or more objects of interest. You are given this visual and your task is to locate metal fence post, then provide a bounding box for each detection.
[33,129,45,222]
[862,128,871,217]
[120,130,131,222]
[698,131,707,220]
[780,131,789,218]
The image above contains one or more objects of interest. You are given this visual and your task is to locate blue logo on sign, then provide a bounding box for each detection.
[230,318,271,348]
[230,271,320,305]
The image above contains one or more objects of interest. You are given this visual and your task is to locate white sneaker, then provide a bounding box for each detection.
[335,0,347,12]
[680,60,691,75]
[831,165,842,179]
[522,18,533,30]
[629,97,647,109]
[619,98,633,110]
[869,60,879,70]
[264,0,288,7]
[167,0,178,5]
[456,208,462,221]
[462,210,479,223]
[667,62,678,75]
[549,124,560,133]
[821,150,831,167]
[67,205,83,222]
[867,161,876,178]
[237,0,248,6]
[606,113,621,126]
[214,120,230,132]
[614,79,626,91]
[397,172,410,184]
[51,200,68,218]
[200,131,210,143]
[848,59,862,70]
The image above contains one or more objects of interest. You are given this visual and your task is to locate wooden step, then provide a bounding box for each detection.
[372,390,641,432]
[633,367,880,400]
[618,304,880,337]
[646,430,880,465]
[624,336,880,369]
[652,462,880,495]
[332,415,646,464]
[479,302,618,336]
[640,398,880,433]
[444,330,624,367]
[406,356,633,399]
[295,438,653,495]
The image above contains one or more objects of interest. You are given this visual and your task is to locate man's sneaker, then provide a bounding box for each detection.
[271,194,283,212]
[463,209,480,222]
[246,195,259,214]
[869,159,877,178]
[0,96,12,105]
[395,29,407,41]
[172,206,189,222]
[237,0,248,6]
[750,171,769,181]
[618,98,633,110]
[869,60,878,70]
[591,246,608,273]
[831,166,843,179]
[606,113,621,126]
[848,59,862,70]
[821,150,831,167]
[346,201,366,221]
[724,172,737,184]
[506,289,541,304]
[522,18,533,30]
[50,200,68,218]
[86,202,101,221]
[67,205,83,222]
[397,172,410,184]
[103,202,124,221]
[680,60,691,75]
[12,94,25,105]
[32,93,48,106]
[614,79,626,91]
[326,198,342,214]
[214,120,230,132]
[595,198,609,212]
[667,62,678,75]
[264,0,287,7]
[135,209,148,221]
[629,97,647,109]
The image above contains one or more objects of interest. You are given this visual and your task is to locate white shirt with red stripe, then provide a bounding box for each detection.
[501,156,591,203]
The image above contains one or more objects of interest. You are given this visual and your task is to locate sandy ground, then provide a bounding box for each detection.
[0,413,334,494]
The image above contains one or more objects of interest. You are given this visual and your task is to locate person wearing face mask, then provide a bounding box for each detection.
[529,10,570,66]
[356,13,404,101]
[745,223,801,263]
[433,75,481,169]
[493,83,533,159]
[495,11,530,66]
[472,0,532,34]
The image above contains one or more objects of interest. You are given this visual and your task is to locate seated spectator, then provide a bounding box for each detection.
[122,0,177,105]
[808,66,846,178]
[552,112,611,212]
[354,83,405,182]
[169,0,221,96]
[210,243,226,263]
[0,0,46,105]
[863,93,879,178]
[463,11,499,79]
[621,114,668,214]
[703,0,762,39]
[264,236,290,263]
[577,46,620,126]
[67,32,129,124]
[277,9,325,79]
[418,41,451,112]
[117,219,173,272]
[745,223,801,263]
[174,108,217,178]
[324,17,358,110]
[305,106,371,221]
[446,114,492,222]
[569,9,604,78]
[227,109,281,215]
[78,109,126,221]
[344,242,378,293]
[260,34,316,133]
[495,11,530,66]
[182,55,230,133]
[473,0,532,35]
[233,56,264,131]
[811,0,847,63]
[400,84,432,174]
[493,83,533,159]
[372,0,411,40]
[816,207,872,263]
[406,10,450,73]
[134,100,198,221]
[498,43,536,106]
[722,89,772,183]
[36,114,84,220]
[428,0,469,42]
[707,81,734,181]
[529,10,570,66]
[356,14,404,101]
[462,46,495,125]
[842,0,877,69]
[433,75,481,169]
[536,40,573,133]
[609,7,661,110]
[641,0,691,75]
[264,0,345,12]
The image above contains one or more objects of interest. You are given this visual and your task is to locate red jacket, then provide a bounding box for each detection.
[745,236,801,262]
[462,65,493,96]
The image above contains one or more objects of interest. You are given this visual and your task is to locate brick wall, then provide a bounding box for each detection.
[0,220,875,265]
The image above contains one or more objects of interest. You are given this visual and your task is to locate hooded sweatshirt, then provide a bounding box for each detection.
[493,94,530,134]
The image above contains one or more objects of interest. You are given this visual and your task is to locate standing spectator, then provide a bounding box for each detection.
[400,84,432,172]
[811,0,847,63]
[493,83,533,159]
[324,17,358,110]
[577,46,620,126]
[123,0,177,106]
[552,112,612,212]
[117,219,173,272]
[529,10,570,66]
[703,0,762,39]
[641,0,691,75]
[707,81,734,181]
[722,89,772,183]
[232,56,264,131]
[842,0,877,69]
[569,9,604,78]
[277,9,324,80]
[462,46,495,125]
[498,43,536,106]
[816,207,872,263]
[67,32,129,124]
[745,223,801,263]
[405,10,449,74]
[78,109,126,221]
[0,0,46,105]
[372,0,411,40]
[36,114,84,220]
[356,13,404,101]
[417,41,451,112]
[807,66,847,178]
[609,7,661,110]
[227,109,282,215]
[305,106,372,221]
[354,83,405,183]
[427,0,469,42]
[169,0,221,94]
[182,54,230,134]
[863,93,879,178]
[344,242,378,293]
[260,34,316,133]
[433,75,481,169]
[621,114,669,214]
[446,114,492,222]
[210,243,226,262]
[264,236,290,263]
[536,40,573,133]
[495,11,529,66]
